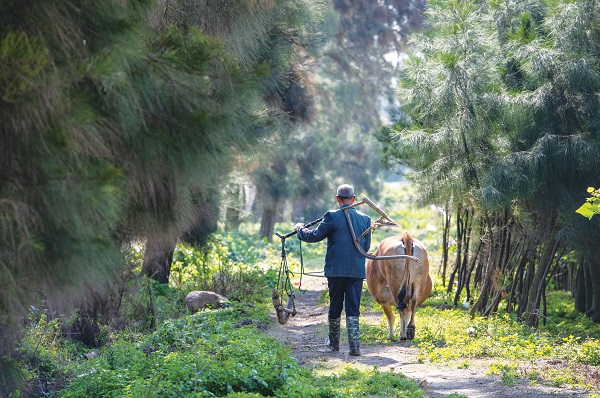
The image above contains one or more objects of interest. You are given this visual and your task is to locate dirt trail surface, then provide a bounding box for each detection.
[267,275,593,398]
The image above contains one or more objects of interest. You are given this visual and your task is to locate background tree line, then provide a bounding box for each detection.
[247,0,427,238]
[380,0,600,326]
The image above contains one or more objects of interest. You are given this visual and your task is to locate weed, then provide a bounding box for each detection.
[486,362,520,386]
[315,366,424,397]
[170,232,279,303]
[545,366,586,389]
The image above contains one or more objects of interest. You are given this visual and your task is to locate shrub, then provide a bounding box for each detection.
[17,309,85,395]
[59,303,293,397]
[170,231,279,303]
[57,302,426,397]
[486,362,520,386]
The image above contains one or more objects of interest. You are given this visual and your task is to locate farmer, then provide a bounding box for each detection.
[294,184,371,356]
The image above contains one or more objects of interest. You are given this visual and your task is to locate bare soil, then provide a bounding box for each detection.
[267,275,598,398]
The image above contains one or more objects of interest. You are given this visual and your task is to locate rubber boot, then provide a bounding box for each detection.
[326,317,340,352]
[346,316,361,356]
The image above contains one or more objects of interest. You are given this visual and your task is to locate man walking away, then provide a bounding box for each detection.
[294,184,371,356]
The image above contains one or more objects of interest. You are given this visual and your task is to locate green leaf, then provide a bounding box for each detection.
[576,202,597,219]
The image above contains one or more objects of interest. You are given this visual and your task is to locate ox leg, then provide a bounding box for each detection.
[406,283,421,340]
[398,307,410,341]
[381,304,395,340]
[406,300,417,340]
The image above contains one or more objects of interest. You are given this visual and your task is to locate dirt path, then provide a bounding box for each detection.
[267,275,592,398]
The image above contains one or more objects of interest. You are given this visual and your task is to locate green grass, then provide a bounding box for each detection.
[360,280,600,391]
[485,362,520,386]
[362,280,600,363]
[14,230,426,398]
[538,291,600,339]
[33,301,425,398]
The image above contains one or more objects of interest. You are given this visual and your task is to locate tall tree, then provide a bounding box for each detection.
[140,0,324,276]
[0,0,324,389]
[381,0,600,324]
[493,0,600,322]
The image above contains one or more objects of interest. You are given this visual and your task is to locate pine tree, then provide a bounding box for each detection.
[148,0,323,244]
[0,0,325,389]
[493,0,600,323]
[383,0,600,324]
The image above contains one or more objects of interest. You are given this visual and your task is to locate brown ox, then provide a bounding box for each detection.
[366,232,432,341]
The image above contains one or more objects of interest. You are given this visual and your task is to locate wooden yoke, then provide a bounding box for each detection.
[343,197,423,264]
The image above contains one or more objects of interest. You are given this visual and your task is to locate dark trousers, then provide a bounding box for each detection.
[327,277,363,318]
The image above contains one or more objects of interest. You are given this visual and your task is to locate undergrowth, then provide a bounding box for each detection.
[59,303,289,397]
[360,280,600,391]
[12,230,426,397]
[11,181,600,396]
[23,302,425,397]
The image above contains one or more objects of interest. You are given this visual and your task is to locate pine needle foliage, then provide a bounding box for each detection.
[0,0,324,388]
[383,0,600,325]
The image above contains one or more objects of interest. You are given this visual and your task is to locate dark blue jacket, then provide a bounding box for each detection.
[297,205,371,278]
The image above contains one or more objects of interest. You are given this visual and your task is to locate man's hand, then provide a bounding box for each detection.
[294,223,304,232]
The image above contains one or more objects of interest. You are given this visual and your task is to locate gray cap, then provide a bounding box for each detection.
[336,184,355,199]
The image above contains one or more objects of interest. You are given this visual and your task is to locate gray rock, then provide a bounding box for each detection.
[185,290,228,314]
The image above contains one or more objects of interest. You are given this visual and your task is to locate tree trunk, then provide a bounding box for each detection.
[583,258,594,313]
[449,207,473,298]
[464,238,483,303]
[453,209,473,306]
[447,207,463,294]
[260,200,278,242]
[541,279,547,326]
[518,254,536,321]
[470,214,499,318]
[498,209,514,275]
[441,204,451,287]
[225,206,242,230]
[470,244,494,317]
[471,221,487,289]
[586,255,600,323]
[142,234,178,284]
[525,237,559,327]
[507,252,527,314]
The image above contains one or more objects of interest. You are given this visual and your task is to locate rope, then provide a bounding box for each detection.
[278,247,295,298]
[298,239,326,291]
[298,239,306,293]
[273,236,297,325]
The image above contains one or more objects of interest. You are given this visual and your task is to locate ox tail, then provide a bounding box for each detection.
[397,232,413,311]
[397,284,408,310]
[401,231,413,268]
